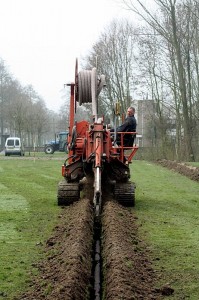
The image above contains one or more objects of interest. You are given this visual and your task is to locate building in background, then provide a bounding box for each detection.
[133,99,155,147]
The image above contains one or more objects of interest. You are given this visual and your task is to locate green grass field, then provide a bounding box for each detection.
[131,161,199,299]
[0,154,199,299]
[0,155,63,298]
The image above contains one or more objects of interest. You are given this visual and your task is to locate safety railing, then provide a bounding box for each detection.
[112,131,138,163]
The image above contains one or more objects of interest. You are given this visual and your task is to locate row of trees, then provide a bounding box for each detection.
[81,0,199,161]
[0,58,67,148]
[1,0,199,160]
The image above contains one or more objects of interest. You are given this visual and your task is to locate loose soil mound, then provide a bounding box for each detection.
[18,198,94,300]
[102,200,161,299]
[17,195,162,299]
[157,159,199,182]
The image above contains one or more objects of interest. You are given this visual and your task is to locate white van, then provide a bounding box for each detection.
[5,137,25,156]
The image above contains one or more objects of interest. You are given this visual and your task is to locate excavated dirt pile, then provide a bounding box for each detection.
[17,196,162,299]
[102,200,161,299]
[18,199,94,300]
[157,159,199,182]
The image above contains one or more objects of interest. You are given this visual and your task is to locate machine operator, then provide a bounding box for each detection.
[111,106,137,146]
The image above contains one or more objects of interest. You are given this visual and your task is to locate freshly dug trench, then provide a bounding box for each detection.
[17,190,162,299]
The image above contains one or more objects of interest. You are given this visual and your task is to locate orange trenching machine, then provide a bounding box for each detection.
[57,60,138,216]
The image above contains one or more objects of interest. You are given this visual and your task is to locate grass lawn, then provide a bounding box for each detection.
[0,155,64,298]
[0,155,199,299]
[131,160,199,299]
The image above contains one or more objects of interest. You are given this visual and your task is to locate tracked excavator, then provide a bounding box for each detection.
[57,60,138,215]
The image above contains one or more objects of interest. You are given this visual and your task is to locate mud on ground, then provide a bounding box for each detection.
[17,193,163,299]
[18,198,94,300]
[102,200,161,299]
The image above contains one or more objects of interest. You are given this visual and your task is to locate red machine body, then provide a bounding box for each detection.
[58,61,138,214]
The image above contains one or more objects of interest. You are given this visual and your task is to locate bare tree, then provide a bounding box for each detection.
[22,85,50,146]
[83,19,138,123]
[122,0,199,160]
[0,57,67,149]
[0,59,13,146]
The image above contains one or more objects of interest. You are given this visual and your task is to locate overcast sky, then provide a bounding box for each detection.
[0,0,136,112]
